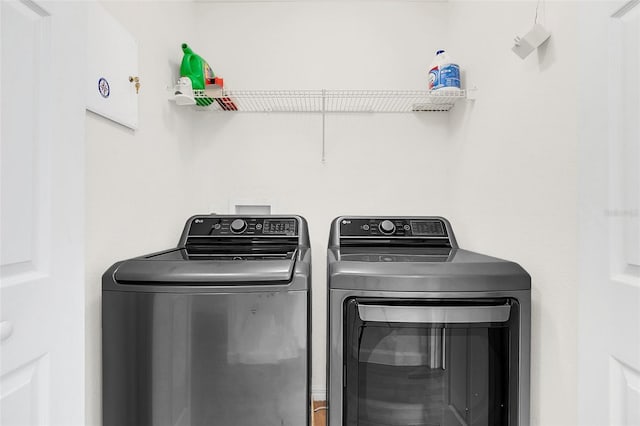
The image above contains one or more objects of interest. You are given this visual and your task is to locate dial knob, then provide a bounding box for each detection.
[379,220,396,234]
[230,218,247,234]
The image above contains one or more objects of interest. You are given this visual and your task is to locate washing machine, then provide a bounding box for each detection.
[327,216,530,426]
[102,214,311,426]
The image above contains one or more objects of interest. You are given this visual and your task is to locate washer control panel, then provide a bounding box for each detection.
[189,217,298,236]
[339,218,447,238]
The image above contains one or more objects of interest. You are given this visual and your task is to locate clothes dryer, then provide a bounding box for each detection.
[327,216,530,426]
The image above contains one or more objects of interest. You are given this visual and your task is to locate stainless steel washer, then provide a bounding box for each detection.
[327,216,530,426]
[103,215,311,426]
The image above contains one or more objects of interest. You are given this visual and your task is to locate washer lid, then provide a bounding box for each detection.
[113,249,297,285]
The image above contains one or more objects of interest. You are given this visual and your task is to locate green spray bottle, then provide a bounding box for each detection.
[180,43,216,106]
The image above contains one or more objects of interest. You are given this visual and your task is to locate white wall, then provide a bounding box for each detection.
[84,2,199,425]
[447,2,578,425]
[85,2,580,425]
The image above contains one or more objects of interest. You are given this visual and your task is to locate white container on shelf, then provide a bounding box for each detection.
[428,50,461,92]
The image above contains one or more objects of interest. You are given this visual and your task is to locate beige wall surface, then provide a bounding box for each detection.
[447,3,579,425]
[86,2,581,425]
[85,2,199,425]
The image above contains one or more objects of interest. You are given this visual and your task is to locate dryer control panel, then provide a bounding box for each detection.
[339,218,447,238]
[332,216,457,249]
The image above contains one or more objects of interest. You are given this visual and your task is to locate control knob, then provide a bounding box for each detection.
[230,218,247,234]
[379,220,396,234]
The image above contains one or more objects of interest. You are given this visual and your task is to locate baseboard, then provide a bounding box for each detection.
[311,385,327,402]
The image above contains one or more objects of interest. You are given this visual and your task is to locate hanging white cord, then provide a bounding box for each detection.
[534,0,546,25]
[534,0,541,23]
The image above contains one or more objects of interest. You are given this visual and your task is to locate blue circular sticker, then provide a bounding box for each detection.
[98,78,110,98]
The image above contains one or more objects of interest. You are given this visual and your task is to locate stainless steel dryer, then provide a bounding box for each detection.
[103,215,311,426]
[327,216,530,426]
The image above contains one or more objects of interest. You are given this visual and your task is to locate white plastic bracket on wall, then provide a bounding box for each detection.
[466,86,478,101]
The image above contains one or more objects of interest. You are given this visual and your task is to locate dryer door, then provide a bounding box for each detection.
[343,299,519,426]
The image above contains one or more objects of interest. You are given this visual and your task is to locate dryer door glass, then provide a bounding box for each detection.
[343,299,519,426]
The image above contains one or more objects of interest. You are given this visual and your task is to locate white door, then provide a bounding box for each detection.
[0,1,85,425]
[579,1,640,425]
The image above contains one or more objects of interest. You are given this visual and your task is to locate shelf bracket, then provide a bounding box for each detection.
[321,89,326,163]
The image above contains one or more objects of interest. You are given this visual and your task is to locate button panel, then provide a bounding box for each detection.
[339,218,447,237]
[378,220,396,234]
[189,217,298,236]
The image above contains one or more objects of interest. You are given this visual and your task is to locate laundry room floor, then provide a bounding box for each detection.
[312,401,327,426]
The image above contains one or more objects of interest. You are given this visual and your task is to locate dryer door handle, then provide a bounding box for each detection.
[356,304,511,324]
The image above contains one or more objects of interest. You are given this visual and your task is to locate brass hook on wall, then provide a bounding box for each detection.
[129,76,140,94]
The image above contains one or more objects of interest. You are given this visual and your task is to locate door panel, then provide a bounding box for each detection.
[613,1,640,282]
[0,0,40,269]
[609,358,640,426]
[0,1,85,425]
[579,1,640,425]
[0,0,49,280]
[608,0,640,383]
[0,355,49,426]
[1,2,53,424]
[610,3,640,423]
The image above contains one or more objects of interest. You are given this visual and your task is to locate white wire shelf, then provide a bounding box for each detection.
[188,89,467,112]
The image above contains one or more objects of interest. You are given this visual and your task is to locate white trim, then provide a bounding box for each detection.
[311,385,327,402]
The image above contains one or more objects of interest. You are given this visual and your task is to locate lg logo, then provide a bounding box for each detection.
[342,220,351,225]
